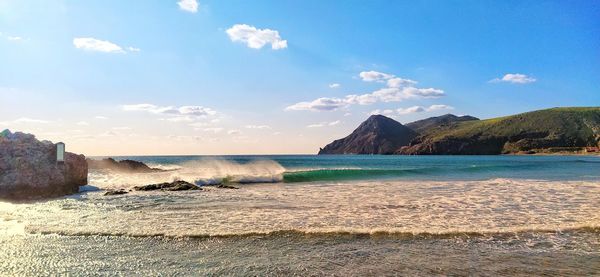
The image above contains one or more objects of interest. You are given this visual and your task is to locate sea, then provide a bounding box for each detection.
[1,155,599,276]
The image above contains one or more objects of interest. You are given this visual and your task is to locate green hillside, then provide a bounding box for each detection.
[399,107,600,154]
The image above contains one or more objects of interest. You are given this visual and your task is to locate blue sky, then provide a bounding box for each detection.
[0,0,599,155]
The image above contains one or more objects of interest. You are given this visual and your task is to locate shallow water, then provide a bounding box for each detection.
[1,155,599,275]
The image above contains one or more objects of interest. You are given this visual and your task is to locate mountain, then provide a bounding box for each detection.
[318,107,600,155]
[318,115,418,154]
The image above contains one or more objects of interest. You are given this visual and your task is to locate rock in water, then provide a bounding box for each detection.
[104,189,129,196]
[133,180,202,191]
[87,158,163,173]
[0,130,88,201]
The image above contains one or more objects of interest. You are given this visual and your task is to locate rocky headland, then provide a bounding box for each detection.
[0,130,88,201]
[319,107,600,155]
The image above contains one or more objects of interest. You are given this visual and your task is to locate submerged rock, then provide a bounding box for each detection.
[104,189,129,196]
[87,158,163,173]
[216,184,239,189]
[134,180,202,191]
[0,129,88,201]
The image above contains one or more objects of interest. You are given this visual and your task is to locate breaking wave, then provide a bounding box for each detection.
[27,225,600,240]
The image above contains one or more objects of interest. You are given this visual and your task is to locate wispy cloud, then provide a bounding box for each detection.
[127,46,141,52]
[7,36,23,41]
[329,83,341,89]
[490,73,536,84]
[307,120,341,128]
[95,116,108,120]
[122,103,216,117]
[73,37,139,54]
[0,117,50,125]
[178,0,199,13]
[359,71,394,82]
[286,71,444,111]
[0,32,26,42]
[226,24,287,50]
[245,125,271,129]
[370,104,454,116]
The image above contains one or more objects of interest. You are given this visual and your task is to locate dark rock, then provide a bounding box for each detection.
[0,129,88,201]
[134,180,202,191]
[87,158,163,173]
[104,189,128,196]
[216,184,239,189]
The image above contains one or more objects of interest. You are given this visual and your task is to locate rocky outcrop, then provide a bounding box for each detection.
[318,115,418,154]
[133,180,202,191]
[87,158,163,173]
[0,130,88,200]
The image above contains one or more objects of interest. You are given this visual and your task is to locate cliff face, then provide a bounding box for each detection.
[0,130,88,201]
[318,115,418,154]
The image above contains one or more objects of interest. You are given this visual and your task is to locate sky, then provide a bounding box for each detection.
[0,0,599,155]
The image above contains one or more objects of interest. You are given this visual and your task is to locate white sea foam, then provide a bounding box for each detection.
[2,178,599,238]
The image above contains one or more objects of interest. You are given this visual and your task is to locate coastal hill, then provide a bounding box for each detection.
[319,107,600,155]
[318,115,417,154]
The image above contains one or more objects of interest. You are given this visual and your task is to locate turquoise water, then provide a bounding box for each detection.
[111,155,600,182]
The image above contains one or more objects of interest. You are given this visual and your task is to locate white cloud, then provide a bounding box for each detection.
[127,46,141,52]
[427,104,454,111]
[285,97,348,111]
[369,109,394,116]
[203,127,224,134]
[73,37,124,53]
[245,125,271,129]
[307,120,341,128]
[0,33,26,42]
[227,129,241,135]
[329,83,341,89]
[226,24,287,50]
[490,73,536,84]
[359,71,394,82]
[387,77,417,88]
[73,37,139,54]
[14,118,50,124]
[7,36,23,41]
[122,103,216,117]
[370,105,454,116]
[112,126,131,130]
[76,121,89,126]
[178,0,199,13]
[0,117,50,126]
[160,116,194,122]
[286,71,445,111]
[94,116,108,120]
[286,87,444,112]
[397,106,426,115]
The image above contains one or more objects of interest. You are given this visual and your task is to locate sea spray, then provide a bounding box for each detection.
[89,158,286,189]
